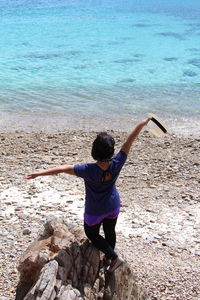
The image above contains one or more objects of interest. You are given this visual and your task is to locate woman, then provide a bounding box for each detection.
[25,118,150,272]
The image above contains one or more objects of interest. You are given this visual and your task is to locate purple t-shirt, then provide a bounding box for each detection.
[74,151,127,216]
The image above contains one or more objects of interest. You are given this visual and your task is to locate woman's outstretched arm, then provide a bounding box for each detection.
[25,165,75,179]
[120,118,150,155]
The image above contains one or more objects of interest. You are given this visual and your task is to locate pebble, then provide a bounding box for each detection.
[194,251,200,256]
[144,235,157,244]
[15,207,22,211]
[162,241,176,248]
[23,228,32,235]
[0,231,8,237]
[17,213,30,220]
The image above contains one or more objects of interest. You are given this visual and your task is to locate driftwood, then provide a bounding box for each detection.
[15,216,149,300]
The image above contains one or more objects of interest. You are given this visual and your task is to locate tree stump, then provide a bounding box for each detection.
[15,216,149,300]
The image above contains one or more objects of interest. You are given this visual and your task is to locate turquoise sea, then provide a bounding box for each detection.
[0,0,200,132]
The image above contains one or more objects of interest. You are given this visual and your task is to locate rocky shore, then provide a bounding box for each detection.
[0,129,200,299]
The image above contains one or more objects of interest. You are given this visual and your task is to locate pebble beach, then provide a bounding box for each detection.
[1,0,200,298]
[0,126,200,299]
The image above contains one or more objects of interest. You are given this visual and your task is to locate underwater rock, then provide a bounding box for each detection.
[183,70,198,77]
[187,58,200,68]
[156,32,185,40]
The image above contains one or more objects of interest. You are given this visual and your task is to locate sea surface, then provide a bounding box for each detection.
[0,0,200,133]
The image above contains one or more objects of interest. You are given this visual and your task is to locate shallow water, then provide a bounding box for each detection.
[0,0,200,131]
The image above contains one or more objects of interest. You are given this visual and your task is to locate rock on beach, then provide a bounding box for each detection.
[15,216,149,300]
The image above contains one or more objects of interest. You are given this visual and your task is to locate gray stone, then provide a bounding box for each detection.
[22,228,31,235]
[0,231,8,237]
[144,235,157,244]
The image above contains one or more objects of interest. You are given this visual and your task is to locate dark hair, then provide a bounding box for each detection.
[91,132,115,161]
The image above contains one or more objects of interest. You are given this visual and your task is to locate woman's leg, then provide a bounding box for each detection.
[84,222,117,260]
[102,217,125,272]
[102,217,118,250]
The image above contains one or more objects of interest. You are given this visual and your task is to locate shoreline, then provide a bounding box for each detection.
[1,110,200,138]
[0,129,200,299]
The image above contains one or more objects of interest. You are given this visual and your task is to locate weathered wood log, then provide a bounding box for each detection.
[15,216,149,300]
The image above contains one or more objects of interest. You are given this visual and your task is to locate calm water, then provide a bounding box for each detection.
[0,0,200,128]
